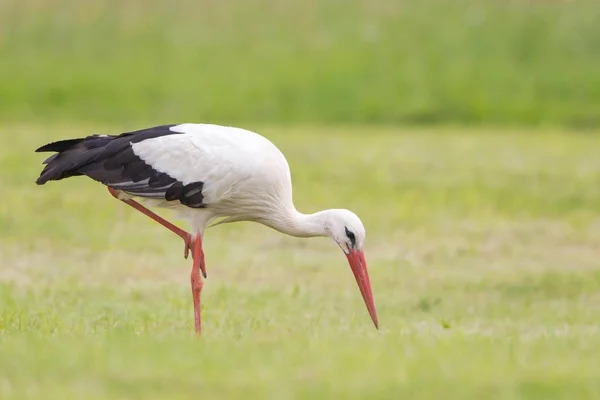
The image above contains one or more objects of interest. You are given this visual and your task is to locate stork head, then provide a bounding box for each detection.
[325,209,366,252]
[324,209,379,329]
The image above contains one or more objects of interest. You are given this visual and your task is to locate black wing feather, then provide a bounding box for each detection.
[35,124,208,208]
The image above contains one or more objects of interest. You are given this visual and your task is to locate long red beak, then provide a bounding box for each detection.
[346,249,379,329]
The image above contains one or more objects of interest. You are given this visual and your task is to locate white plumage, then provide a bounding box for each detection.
[35,123,379,334]
[130,123,295,233]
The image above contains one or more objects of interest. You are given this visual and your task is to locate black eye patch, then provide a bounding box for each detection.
[345,226,356,247]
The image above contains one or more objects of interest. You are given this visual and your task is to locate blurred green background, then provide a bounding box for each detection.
[2,0,600,127]
[3,1,600,399]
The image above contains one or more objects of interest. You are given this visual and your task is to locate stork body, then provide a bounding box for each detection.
[35,123,378,333]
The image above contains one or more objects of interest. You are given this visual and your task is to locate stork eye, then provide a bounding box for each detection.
[345,226,356,247]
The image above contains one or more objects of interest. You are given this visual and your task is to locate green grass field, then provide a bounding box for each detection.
[2,0,600,127]
[1,124,599,399]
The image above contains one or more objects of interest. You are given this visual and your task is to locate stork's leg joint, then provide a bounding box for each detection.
[107,186,126,200]
[190,270,204,291]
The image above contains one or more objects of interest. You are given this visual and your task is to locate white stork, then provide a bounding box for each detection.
[35,123,378,334]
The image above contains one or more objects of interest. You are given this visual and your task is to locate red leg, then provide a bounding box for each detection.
[108,187,207,333]
[190,233,205,334]
[107,187,199,264]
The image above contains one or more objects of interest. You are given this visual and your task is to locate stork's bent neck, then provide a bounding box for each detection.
[265,209,330,238]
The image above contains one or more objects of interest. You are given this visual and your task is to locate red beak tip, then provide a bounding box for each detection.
[370,312,379,329]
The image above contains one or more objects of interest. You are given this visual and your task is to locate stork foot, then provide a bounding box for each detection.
[184,234,191,259]
[184,233,206,278]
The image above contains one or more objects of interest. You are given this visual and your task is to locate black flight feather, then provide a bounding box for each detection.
[34,124,208,209]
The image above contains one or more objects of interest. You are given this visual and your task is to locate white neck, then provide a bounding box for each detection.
[263,208,331,238]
